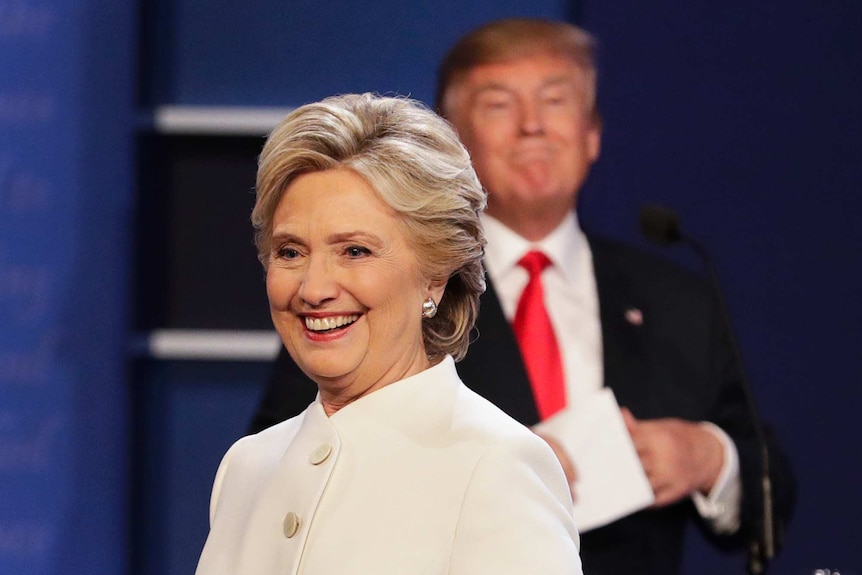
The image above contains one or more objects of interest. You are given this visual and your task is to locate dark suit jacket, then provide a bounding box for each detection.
[249,234,795,575]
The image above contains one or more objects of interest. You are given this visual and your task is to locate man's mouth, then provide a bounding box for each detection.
[304,314,359,332]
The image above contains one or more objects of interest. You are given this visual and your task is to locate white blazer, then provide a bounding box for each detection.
[195,356,582,575]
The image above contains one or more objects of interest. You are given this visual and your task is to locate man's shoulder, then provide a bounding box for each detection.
[585,232,707,291]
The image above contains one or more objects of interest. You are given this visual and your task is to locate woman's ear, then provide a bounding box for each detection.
[426,278,447,306]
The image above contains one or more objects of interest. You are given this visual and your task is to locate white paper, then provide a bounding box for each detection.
[533,388,655,532]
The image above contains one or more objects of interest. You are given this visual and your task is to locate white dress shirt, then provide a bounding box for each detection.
[480,212,741,533]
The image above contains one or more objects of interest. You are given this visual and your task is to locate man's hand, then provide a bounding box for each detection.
[535,432,579,501]
[622,408,724,507]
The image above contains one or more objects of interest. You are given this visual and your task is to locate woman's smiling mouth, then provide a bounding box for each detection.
[304,314,360,332]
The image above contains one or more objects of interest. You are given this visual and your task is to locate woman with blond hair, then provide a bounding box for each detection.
[195,93,582,575]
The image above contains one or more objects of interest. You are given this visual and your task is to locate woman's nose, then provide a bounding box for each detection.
[297,256,338,306]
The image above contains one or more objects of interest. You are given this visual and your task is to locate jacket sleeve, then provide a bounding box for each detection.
[449,433,583,575]
[207,437,247,526]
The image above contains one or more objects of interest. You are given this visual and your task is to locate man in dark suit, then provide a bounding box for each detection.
[249,18,794,575]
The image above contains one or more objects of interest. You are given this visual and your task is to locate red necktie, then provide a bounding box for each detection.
[512,251,566,419]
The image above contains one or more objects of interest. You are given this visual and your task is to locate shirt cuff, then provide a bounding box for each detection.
[691,422,741,534]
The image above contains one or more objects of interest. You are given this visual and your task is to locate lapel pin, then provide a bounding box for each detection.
[624,307,643,326]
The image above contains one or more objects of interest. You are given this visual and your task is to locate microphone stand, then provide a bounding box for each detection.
[679,235,775,575]
[638,205,777,574]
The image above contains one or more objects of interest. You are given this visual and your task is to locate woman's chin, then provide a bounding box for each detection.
[298,354,362,385]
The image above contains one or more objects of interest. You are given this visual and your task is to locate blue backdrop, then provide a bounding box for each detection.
[2,1,860,574]
[0,2,135,574]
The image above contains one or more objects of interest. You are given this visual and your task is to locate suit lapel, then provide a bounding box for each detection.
[588,235,654,417]
[454,235,658,425]
[457,277,541,426]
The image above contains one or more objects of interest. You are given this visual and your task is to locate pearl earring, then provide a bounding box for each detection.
[421,298,438,319]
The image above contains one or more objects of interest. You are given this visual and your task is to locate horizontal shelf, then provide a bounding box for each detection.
[132,329,282,361]
[147,105,295,136]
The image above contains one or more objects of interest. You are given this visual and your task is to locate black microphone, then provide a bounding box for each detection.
[638,204,777,575]
[639,204,682,246]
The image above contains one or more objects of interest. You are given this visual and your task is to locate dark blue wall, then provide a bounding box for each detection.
[578,4,862,572]
[2,1,860,574]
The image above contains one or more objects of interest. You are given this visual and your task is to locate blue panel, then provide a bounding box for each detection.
[0,2,136,575]
[142,0,574,106]
[132,361,269,575]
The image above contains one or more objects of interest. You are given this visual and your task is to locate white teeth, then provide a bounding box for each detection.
[305,315,359,332]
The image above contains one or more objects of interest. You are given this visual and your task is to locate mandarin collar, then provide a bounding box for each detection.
[314,355,460,423]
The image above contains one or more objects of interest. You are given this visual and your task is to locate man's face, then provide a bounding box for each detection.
[445,54,601,240]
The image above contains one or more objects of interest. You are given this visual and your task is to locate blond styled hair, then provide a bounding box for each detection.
[252,93,487,361]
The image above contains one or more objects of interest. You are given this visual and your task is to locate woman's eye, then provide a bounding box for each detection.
[277,247,300,259]
[346,246,371,257]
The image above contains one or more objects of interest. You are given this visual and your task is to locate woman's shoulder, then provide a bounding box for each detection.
[226,408,309,464]
[451,383,550,453]
[448,383,579,572]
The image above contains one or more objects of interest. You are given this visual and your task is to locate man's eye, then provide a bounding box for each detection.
[542,92,569,106]
[482,100,511,110]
